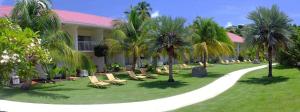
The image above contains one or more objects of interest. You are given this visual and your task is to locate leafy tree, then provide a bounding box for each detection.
[0,18,51,89]
[11,0,95,76]
[277,25,300,66]
[191,17,233,68]
[148,16,188,82]
[243,24,265,63]
[248,5,291,77]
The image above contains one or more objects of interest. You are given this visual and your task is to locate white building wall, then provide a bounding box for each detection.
[63,25,126,72]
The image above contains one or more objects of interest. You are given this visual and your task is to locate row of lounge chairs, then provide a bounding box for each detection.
[88,69,158,88]
[220,59,252,64]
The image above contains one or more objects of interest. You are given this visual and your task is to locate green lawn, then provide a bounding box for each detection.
[176,65,300,112]
[0,63,261,104]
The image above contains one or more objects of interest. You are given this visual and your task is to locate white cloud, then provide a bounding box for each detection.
[151,11,160,18]
[225,22,233,28]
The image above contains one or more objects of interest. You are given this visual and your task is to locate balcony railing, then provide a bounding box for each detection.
[78,41,97,51]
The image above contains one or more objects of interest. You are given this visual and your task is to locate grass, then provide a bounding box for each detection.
[176,65,300,112]
[0,63,261,104]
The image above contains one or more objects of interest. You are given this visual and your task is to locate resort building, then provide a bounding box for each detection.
[0,6,244,72]
[226,32,245,58]
[0,6,124,72]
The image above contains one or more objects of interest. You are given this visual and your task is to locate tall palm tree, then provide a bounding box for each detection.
[135,1,152,20]
[248,5,291,77]
[107,8,148,70]
[191,17,233,69]
[148,16,188,82]
[244,24,264,63]
[11,0,94,74]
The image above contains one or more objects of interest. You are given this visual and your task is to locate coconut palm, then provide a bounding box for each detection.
[148,16,188,82]
[11,0,94,75]
[135,1,152,20]
[191,17,233,69]
[248,5,291,77]
[107,8,149,70]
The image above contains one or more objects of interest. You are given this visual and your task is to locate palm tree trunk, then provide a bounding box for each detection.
[168,47,175,82]
[132,55,137,71]
[203,50,207,68]
[256,49,259,60]
[152,53,158,69]
[268,46,273,78]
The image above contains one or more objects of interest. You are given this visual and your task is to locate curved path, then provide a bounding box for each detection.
[0,64,273,112]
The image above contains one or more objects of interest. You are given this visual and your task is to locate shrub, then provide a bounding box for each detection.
[0,18,52,87]
[107,63,121,72]
[94,44,108,57]
[277,26,300,67]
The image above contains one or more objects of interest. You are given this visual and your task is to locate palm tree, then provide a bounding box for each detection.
[107,8,149,70]
[134,1,152,20]
[248,5,291,77]
[243,24,264,63]
[148,16,188,82]
[191,17,233,69]
[11,0,94,76]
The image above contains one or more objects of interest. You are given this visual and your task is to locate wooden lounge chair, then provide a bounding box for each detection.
[220,60,225,64]
[156,68,168,75]
[127,71,146,80]
[140,68,158,79]
[182,64,191,68]
[163,66,169,71]
[199,62,204,66]
[88,76,110,88]
[225,60,230,64]
[105,73,127,85]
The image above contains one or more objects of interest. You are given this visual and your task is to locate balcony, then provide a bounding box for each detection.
[78,41,97,51]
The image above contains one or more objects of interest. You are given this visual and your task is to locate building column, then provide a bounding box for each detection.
[237,43,240,59]
[73,26,78,50]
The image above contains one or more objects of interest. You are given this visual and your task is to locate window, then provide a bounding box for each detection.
[78,35,96,51]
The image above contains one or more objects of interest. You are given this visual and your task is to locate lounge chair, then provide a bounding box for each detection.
[140,68,158,79]
[105,73,127,85]
[127,71,147,80]
[182,64,191,68]
[225,60,230,64]
[156,68,168,75]
[88,76,110,88]
[163,66,169,71]
[199,62,204,66]
[220,60,225,64]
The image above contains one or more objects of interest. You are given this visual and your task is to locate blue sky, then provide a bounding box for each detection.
[1,0,300,26]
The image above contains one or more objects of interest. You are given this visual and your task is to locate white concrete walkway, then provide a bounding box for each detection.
[0,64,272,112]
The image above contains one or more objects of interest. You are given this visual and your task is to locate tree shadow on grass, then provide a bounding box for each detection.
[274,65,300,71]
[0,88,69,100]
[178,71,223,79]
[239,76,289,85]
[138,80,188,89]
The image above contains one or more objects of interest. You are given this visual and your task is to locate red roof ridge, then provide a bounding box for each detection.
[227,32,245,43]
[0,6,114,29]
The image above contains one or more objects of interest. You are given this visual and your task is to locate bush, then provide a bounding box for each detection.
[107,63,121,72]
[0,18,52,87]
[277,26,300,67]
[94,44,108,57]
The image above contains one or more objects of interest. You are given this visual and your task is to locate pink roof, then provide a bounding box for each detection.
[227,32,244,43]
[0,6,113,29]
